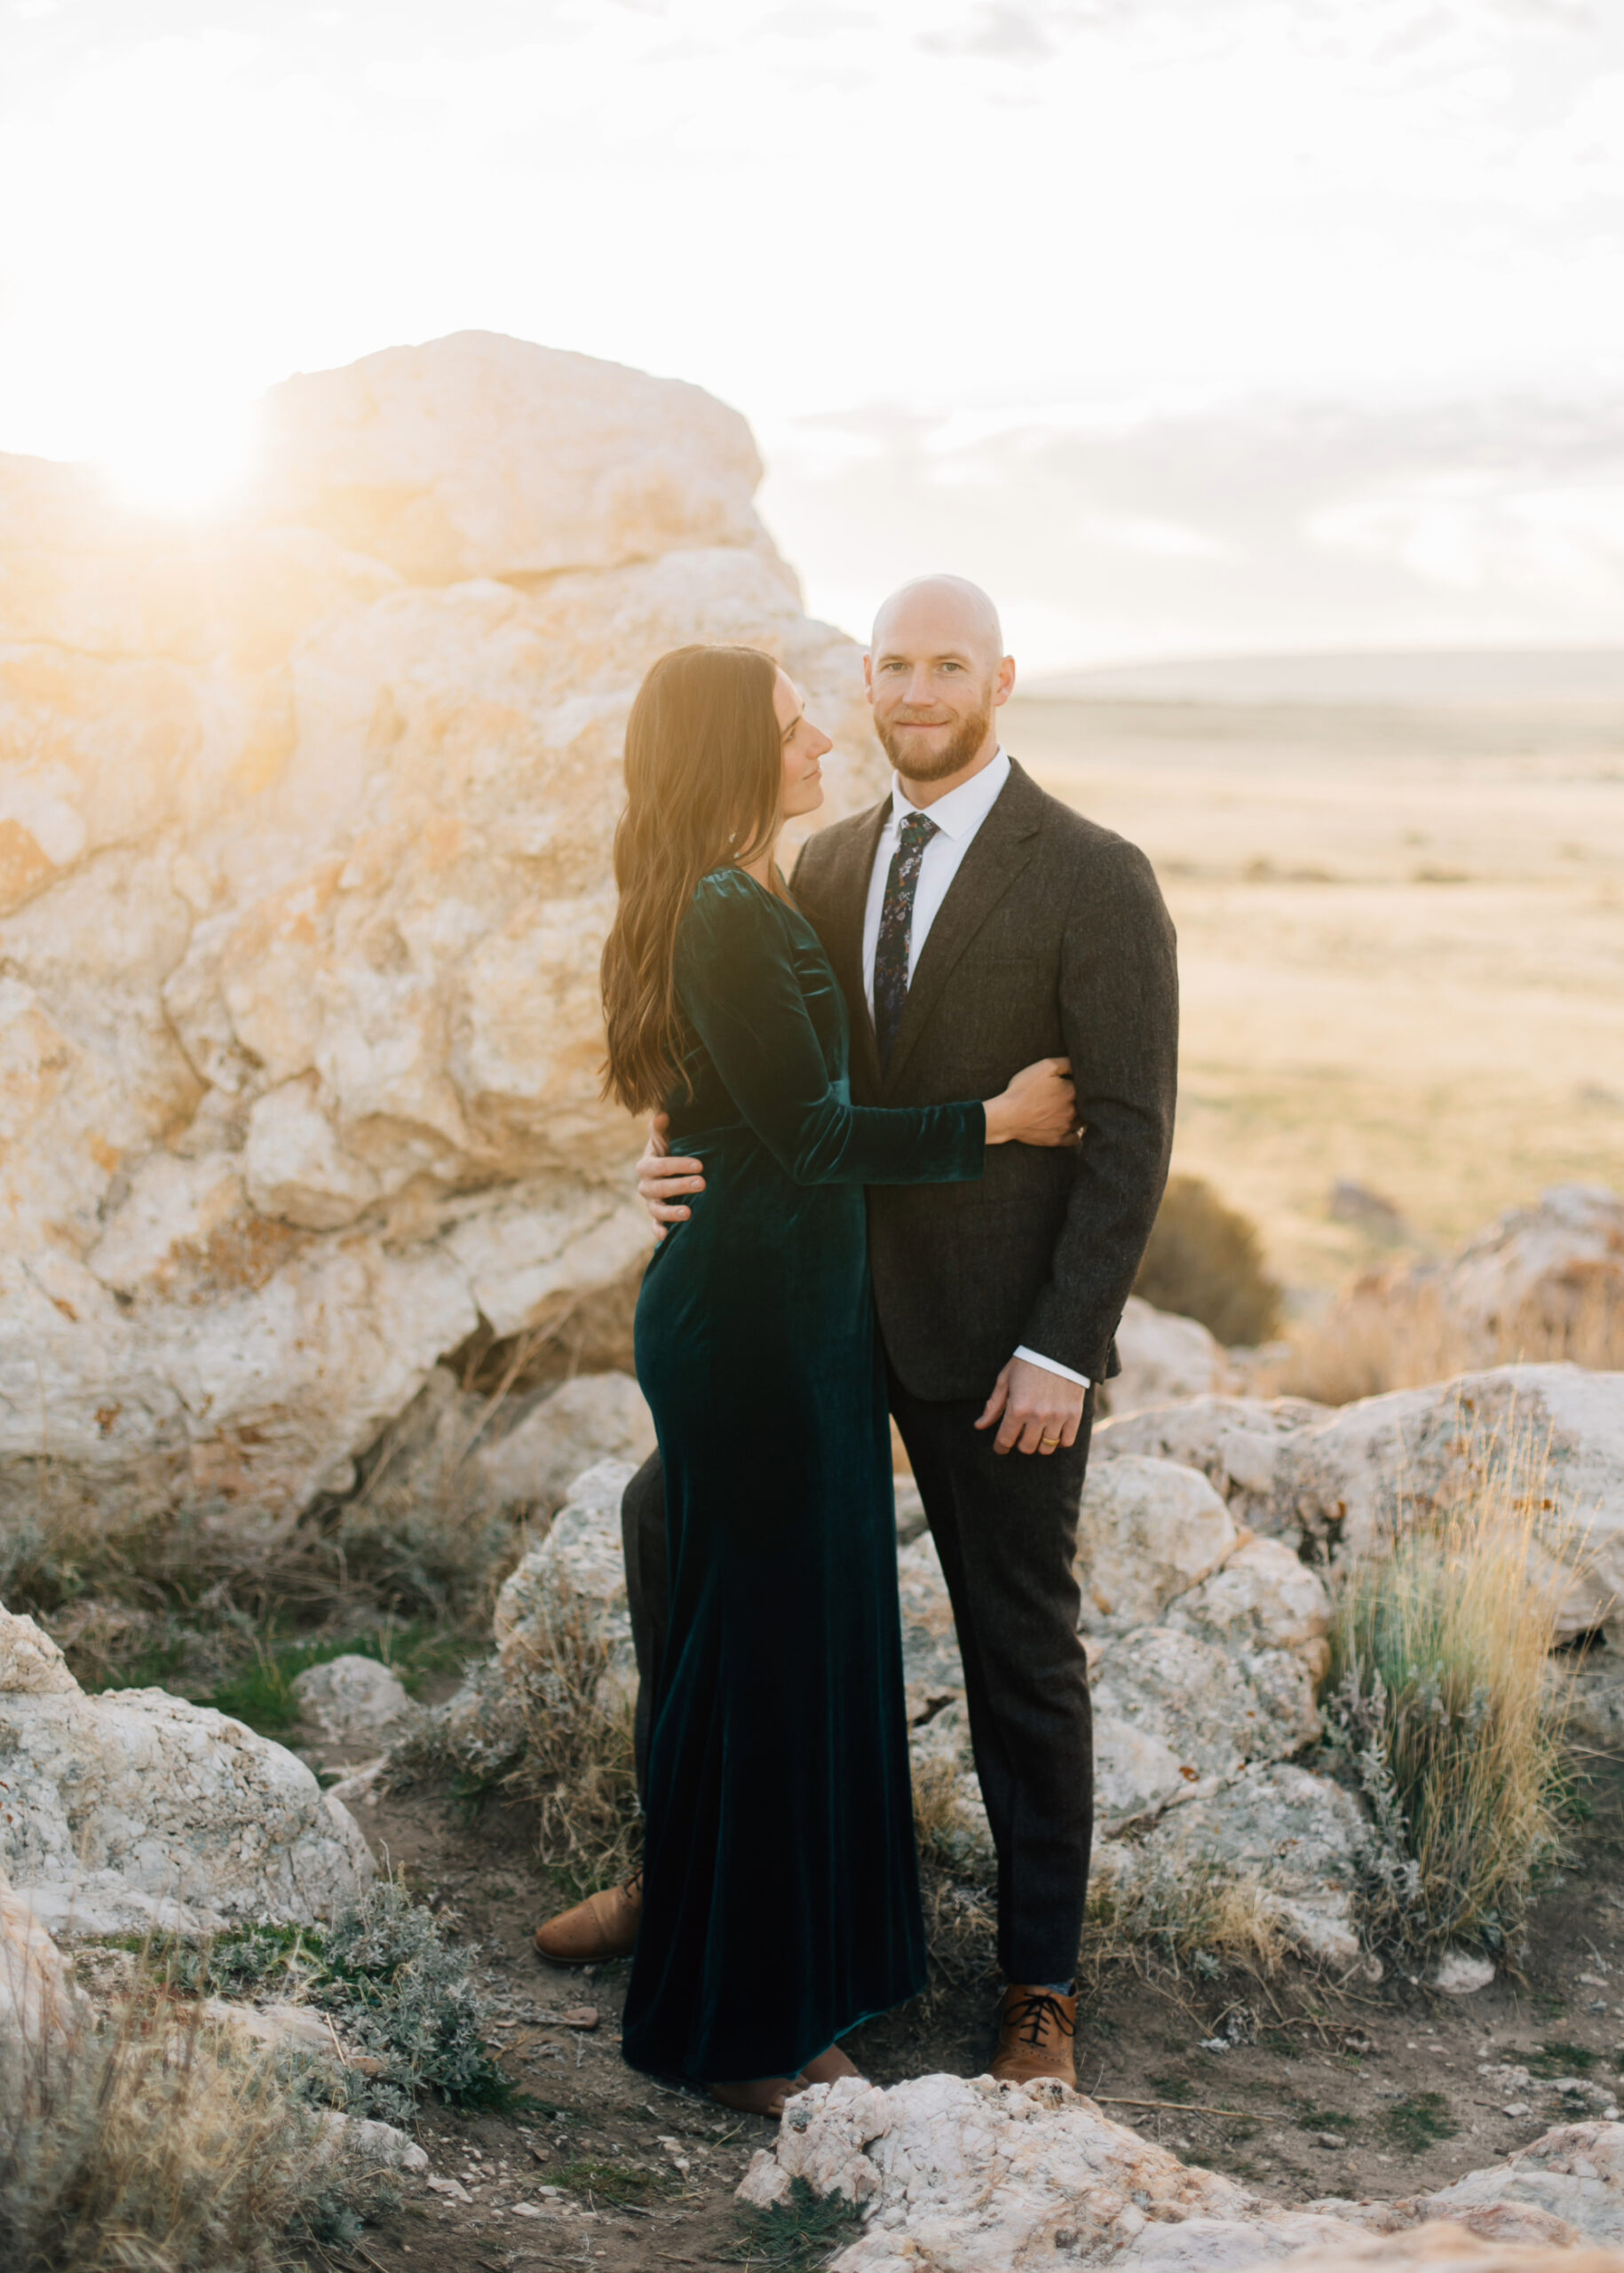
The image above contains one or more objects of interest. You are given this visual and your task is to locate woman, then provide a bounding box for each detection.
[600,644,1075,2117]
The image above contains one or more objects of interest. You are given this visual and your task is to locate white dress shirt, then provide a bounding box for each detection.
[860,748,1089,1394]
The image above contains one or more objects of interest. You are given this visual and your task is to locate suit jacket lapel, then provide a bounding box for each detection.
[883,760,1044,1092]
[820,791,890,1096]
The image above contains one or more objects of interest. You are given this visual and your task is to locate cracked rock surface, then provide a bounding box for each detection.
[0,1601,374,1934]
[739,2076,1624,2271]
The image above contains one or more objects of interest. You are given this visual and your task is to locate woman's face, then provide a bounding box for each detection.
[773,668,833,820]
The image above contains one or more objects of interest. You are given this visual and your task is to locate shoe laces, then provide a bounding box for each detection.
[622,1869,644,1899]
[1005,1991,1075,2048]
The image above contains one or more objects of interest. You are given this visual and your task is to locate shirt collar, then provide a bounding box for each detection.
[889,747,1010,841]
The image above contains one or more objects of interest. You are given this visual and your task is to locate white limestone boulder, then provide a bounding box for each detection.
[1092,1396,1329,1536]
[0,331,890,1527]
[1101,1762,1371,1967]
[291,1656,427,1750]
[739,2073,1365,2269]
[492,1458,638,1708]
[254,330,775,586]
[0,1861,77,2043]
[740,2079,1624,2271]
[1414,2121,1624,2249]
[1097,1366,1624,1643]
[1332,1183,1624,1361]
[1089,1624,1323,1828]
[1166,1536,1332,1682]
[1272,1365,1624,1642]
[1074,1456,1238,1634]
[1224,2233,1624,2269]
[474,1371,655,1514]
[0,1606,79,1696]
[1109,1295,1235,1416]
[0,1602,375,1936]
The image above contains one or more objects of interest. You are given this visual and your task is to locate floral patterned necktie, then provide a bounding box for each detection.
[873,810,939,1073]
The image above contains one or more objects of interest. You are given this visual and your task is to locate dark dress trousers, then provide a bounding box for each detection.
[621,869,987,2085]
[622,759,1178,1989]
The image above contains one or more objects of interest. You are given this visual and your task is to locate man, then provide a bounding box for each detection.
[536,576,1177,2087]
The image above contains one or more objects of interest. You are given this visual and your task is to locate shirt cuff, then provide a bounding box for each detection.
[1013,1346,1090,1389]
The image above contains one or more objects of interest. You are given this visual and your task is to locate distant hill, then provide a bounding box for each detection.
[1021,649,1624,707]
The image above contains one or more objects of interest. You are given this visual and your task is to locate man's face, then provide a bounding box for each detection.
[865,595,1011,783]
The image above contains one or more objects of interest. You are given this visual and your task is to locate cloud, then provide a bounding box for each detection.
[761,388,1624,668]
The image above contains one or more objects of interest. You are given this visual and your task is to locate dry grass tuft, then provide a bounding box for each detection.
[1272,1271,1624,1405]
[0,1984,376,2272]
[1325,1423,1573,1962]
[501,1588,642,1899]
[1083,1863,1289,1986]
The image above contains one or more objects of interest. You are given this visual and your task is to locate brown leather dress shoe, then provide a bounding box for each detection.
[533,1871,643,1964]
[989,1984,1078,2088]
[708,2074,809,2119]
[800,2044,865,2085]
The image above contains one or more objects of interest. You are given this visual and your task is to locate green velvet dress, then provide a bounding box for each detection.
[622,868,986,2085]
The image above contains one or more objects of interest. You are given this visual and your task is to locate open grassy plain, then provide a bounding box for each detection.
[1008,689,1624,1300]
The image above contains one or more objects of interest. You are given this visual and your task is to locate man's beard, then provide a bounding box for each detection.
[876,693,994,782]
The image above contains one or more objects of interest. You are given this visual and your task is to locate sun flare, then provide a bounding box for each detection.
[98,404,255,518]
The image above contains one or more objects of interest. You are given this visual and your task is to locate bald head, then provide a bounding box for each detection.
[871,576,1005,671]
[865,575,1015,798]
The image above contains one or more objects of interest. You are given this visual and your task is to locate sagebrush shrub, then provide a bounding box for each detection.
[1132,1176,1283,1346]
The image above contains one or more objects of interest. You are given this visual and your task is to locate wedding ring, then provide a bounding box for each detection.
[1040,1434,1060,1448]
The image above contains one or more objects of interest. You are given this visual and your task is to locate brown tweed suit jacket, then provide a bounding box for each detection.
[789,756,1178,1402]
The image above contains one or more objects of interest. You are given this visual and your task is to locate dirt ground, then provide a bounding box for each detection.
[304,1732,1624,2273]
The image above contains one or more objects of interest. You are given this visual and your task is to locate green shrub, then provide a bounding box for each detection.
[152,1876,513,2126]
[724,2176,865,2269]
[1133,1176,1283,1345]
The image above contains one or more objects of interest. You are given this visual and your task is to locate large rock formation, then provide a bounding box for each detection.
[450,1457,1343,1957]
[1097,1365,1624,1643]
[0,331,885,1525]
[1317,1184,1624,1382]
[0,1602,375,1933]
[739,2078,1624,2269]
[1107,1295,1236,1416]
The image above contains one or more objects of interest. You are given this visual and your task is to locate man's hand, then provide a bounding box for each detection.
[974,1357,1087,1456]
[637,1112,707,1240]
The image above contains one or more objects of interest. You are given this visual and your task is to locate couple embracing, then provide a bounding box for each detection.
[534,577,1179,2118]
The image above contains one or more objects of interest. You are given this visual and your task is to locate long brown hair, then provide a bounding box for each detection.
[600,645,782,1113]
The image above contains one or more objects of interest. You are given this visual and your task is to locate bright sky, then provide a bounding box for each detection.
[4,0,1624,668]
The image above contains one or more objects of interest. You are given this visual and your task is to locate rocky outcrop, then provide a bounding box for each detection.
[1074,1456,1238,1634]
[0,331,886,1525]
[450,1456,1339,1946]
[0,1602,375,1934]
[291,1655,426,1750]
[0,1859,77,2041]
[739,2079,1624,2269]
[1323,1184,1624,1370]
[472,1370,655,1514]
[491,1457,638,1707]
[1108,1295,1236,1416]
[1096,1761,1372,1966]
[1096,1365,1624,1641]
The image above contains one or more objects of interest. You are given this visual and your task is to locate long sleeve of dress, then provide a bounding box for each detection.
[675,870,985,1188]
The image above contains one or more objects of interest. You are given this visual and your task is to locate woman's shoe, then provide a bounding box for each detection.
[708,2073,811,2119]
[799,2044,865,2084]
[532,1870,643,1964]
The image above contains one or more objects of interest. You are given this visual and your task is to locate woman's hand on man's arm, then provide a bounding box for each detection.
[638,1112,707,1239]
